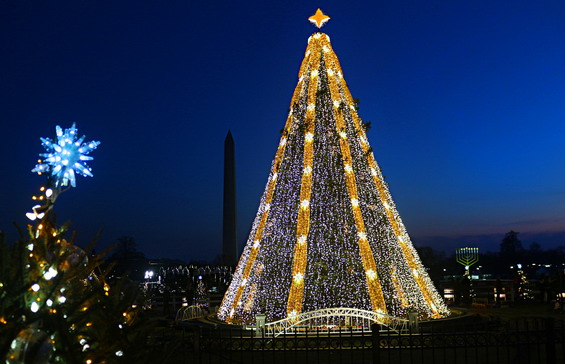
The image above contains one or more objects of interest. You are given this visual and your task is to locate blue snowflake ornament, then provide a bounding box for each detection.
[32,123,100,187]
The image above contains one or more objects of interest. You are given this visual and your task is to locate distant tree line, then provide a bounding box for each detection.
[416,230,565,283]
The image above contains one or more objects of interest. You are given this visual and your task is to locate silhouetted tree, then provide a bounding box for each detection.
[499,230,524,265]
[526,242,543,264]
[109,236,148,280]
[415,246,446,284]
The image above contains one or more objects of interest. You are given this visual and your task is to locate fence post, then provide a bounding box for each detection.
[371,323,380,364]
[193,326,201,364]
[545,317,555,364]
[255,314,266,337]
[408,311,419,333]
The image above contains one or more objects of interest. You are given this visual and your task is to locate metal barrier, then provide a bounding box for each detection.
[175,305,205,322]
[159,317,564,364]
[263,307,410,337]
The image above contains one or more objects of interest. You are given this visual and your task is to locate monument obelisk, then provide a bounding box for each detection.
[223,130,237,267]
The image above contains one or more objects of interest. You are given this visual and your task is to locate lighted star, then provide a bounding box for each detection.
[32,123,100,187]
[308,8,330,29]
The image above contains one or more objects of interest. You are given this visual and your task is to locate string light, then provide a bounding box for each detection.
[43,267,58,280]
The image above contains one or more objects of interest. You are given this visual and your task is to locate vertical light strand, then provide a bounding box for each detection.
[324,35,387,315]
[390,267,410,308]
[221,51,312,323]
[335,57,446,317]
[243,284,257,312]
[286,34,322,317]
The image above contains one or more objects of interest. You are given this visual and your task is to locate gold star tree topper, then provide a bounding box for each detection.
[308,8,330,29]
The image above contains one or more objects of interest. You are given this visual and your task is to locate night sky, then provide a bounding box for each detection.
[1,1,564,263]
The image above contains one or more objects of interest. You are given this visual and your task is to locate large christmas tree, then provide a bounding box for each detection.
[219,10,449,325]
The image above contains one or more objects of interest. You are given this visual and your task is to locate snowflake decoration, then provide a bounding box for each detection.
[32,123,100,187]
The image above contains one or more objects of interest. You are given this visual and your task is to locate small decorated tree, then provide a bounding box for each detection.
[194,277,209,310]
[515,264,532,301]
[1,124,156,363]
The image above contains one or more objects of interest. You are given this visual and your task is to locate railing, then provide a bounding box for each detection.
[157,317,564,364]
[263,307,410,337]
[147,292,189,314]
[175,305,205,322]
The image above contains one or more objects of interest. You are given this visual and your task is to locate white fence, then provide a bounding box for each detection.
[261,307,410,337]
[176,305,206,321]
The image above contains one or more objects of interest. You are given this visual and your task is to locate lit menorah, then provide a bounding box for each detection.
[456,247,479,276]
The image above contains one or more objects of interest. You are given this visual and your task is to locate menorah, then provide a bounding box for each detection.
[456,247,479,276]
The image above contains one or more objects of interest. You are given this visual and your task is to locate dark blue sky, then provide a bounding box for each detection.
[1,1,564,262]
